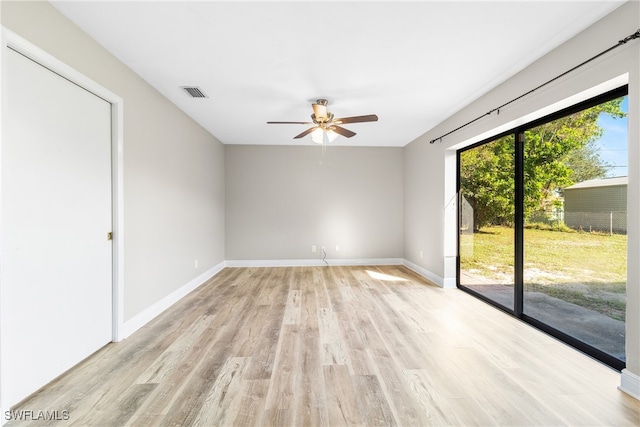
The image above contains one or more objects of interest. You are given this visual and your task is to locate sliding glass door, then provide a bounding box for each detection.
[458,87,628,369]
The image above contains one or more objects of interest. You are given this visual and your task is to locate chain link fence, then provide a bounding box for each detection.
[564,211,627,234]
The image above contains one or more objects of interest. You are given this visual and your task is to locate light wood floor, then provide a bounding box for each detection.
[7,266,640,426]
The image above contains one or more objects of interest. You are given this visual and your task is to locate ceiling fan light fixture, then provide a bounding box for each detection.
[311,128,324,144]
[312,101,328,121]
[311,127,339,144]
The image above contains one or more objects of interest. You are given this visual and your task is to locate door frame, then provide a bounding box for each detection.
[0,27,125,342]
[455,84,629,371]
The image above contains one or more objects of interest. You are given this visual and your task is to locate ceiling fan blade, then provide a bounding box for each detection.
[330,126,356,138]
[294,127,318,139]
[267,121,314,124]
[334,114,378,124]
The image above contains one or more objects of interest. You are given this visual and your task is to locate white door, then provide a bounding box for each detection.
[1,48,113,406]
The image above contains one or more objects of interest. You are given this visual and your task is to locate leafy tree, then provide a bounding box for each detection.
[460,97,625,231]
[460,135,514,231]
[564,140,611,184]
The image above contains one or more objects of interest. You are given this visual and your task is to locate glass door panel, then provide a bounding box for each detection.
[459,135,515,311]
[522,96,627,363]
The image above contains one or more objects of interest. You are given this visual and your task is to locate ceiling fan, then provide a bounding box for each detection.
[267,99,378,143]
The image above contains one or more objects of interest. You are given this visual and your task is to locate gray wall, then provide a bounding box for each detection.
[1,1,226,322]
[404,1,639,380]
[565,185,627,213]
[225,145,403,261]
[565,185,627,233]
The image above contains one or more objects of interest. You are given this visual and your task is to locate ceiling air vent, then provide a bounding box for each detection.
[181,86,208,98]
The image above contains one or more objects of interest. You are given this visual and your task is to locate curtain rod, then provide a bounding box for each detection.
[429,28,640,145]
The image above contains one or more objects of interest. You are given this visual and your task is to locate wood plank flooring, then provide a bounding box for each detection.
[6,266,640,426]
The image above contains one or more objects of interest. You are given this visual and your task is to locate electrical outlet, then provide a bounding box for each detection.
[321,246,326,252]
[419,251,423,259]
[195,259,198,268]
[312,245,317,252]
[335,245,340,251]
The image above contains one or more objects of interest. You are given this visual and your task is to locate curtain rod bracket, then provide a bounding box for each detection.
[619,29,640,44]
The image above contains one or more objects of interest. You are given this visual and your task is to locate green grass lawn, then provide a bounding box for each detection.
[460,225,627,320]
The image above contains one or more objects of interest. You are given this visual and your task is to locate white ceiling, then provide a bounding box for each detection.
[51,1,625,147]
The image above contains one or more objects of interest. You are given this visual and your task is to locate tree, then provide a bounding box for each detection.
[460,135,514,231]
[460,97,625,230]
[564,140,611,184]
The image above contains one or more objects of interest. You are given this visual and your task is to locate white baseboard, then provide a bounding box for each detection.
[619,369,640,400]
[403,259,456,288]
[225,258,404,268]
[122,261,226,338]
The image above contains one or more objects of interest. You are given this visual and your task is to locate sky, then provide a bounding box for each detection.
[595,96,628,178]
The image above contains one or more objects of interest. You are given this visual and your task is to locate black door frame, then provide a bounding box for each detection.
[457,85,628,371]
